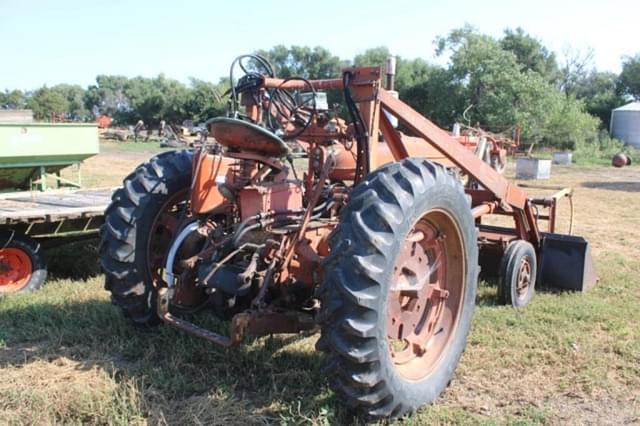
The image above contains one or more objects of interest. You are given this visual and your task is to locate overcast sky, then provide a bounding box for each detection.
[0,0,637,90]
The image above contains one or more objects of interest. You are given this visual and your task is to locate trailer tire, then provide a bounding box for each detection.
[0,233,47,293]
[317,158,478,418]
[498,240,536,307]
[99,150,192,325]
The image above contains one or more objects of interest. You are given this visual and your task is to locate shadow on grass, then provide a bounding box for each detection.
[44,239,101,280]
[581,181,640,192]
[0,296,351,423]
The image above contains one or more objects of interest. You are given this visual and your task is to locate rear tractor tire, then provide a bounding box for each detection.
[99,150,193,325]
[318,158,478,418]
[0,233,47,293]
[497,240,537,307]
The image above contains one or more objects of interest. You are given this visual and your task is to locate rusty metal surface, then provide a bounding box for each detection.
[612,152,632,167]
[263,77,343,91]
[158,288,315,347]
[190,151,232,214]
[150,61,597,354]
[378,89,528,210]
[209,117,290,157]
[157,288,234,346]
[387,211,464,380]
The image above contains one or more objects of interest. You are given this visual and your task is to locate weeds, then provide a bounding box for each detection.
[573,133,637,165]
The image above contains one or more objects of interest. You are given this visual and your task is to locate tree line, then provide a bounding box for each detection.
[2,26,639,150]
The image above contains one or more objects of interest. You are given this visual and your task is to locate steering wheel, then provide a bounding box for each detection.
[267,77,316,140]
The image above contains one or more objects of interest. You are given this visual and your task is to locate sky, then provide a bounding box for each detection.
[0,0,637,91]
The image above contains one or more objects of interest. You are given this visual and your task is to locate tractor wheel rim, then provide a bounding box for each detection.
[147,189,190,286]
[387,209,465,381]
[515,257,532,299]
[0,248,33,292]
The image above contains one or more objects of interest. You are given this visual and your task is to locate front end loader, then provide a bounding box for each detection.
[100,55,596,418]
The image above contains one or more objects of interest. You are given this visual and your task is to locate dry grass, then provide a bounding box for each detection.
[1,147,639,425]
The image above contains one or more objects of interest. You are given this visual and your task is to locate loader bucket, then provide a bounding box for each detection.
[538,233,598,292]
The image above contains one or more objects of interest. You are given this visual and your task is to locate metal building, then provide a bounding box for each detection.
[611,101,640,148]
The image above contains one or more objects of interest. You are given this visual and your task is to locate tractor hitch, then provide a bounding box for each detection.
[157,287,316,346]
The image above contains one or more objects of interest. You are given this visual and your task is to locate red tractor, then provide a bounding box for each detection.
[100,55,596,417]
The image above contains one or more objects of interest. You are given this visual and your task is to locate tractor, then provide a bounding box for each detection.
[100,55,596,418]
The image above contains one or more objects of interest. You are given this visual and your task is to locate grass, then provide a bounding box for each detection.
[1,150,639,424]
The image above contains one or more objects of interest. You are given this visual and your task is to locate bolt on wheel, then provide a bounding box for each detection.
[387,210,465,381]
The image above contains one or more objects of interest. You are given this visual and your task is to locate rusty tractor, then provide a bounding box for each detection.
[100,55,597,418]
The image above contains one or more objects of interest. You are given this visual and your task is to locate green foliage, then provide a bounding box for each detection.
[1,35,633,148]
[51,84,89,120]
[84,75,227,127]
[117,74,189,125]
[256,45,343,79]
[400,67,466,128]
[0,90,27,109]
[572,71,626,129]
[500,27,559,82]
[618,54,640,100]
[184,78,226,124]
[353,46,434,91]
[542,94,600,149]
[434,27,598,148]
[573,132,636,165]
[84,75,130,117]
[27,86,69,120]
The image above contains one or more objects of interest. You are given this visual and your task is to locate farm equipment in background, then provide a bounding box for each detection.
[454,123,520,174]
[100,55,597,418]
[1,123,111,293]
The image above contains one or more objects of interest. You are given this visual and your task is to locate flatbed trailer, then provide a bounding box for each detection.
[0,188,112,293]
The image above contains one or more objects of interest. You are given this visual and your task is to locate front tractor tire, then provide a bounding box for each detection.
[318,158,478,418]
[497,240,537,307]
[100,150,192,325]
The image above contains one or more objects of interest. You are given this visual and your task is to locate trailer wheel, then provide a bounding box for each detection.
[317,158,478,418]
[99,150,192,325]
[0,233,47,293]
[498,240,536,307]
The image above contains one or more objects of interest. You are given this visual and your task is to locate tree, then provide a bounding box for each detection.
[500,27,559,82]
[184,78,226,124]
[353,47,434,91]
[255,45,343,79]
[436,27,528,128]
[84,75,130,117]
[573,71,626,129]
[618,54,640,100]
[0,90,27,109]
[28,86,69,120]
[400,66,466,128]
[435,26,598,147]
[558,47,594,96]
[51,84,88,120]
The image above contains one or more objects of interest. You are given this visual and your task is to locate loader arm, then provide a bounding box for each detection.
[378,89,528,210]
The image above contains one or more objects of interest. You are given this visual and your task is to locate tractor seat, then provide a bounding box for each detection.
[208,117,290,158]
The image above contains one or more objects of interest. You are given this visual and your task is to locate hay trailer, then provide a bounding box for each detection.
[0,123,112,293]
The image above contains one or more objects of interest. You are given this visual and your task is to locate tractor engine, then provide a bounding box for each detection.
[181,149,336,317]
